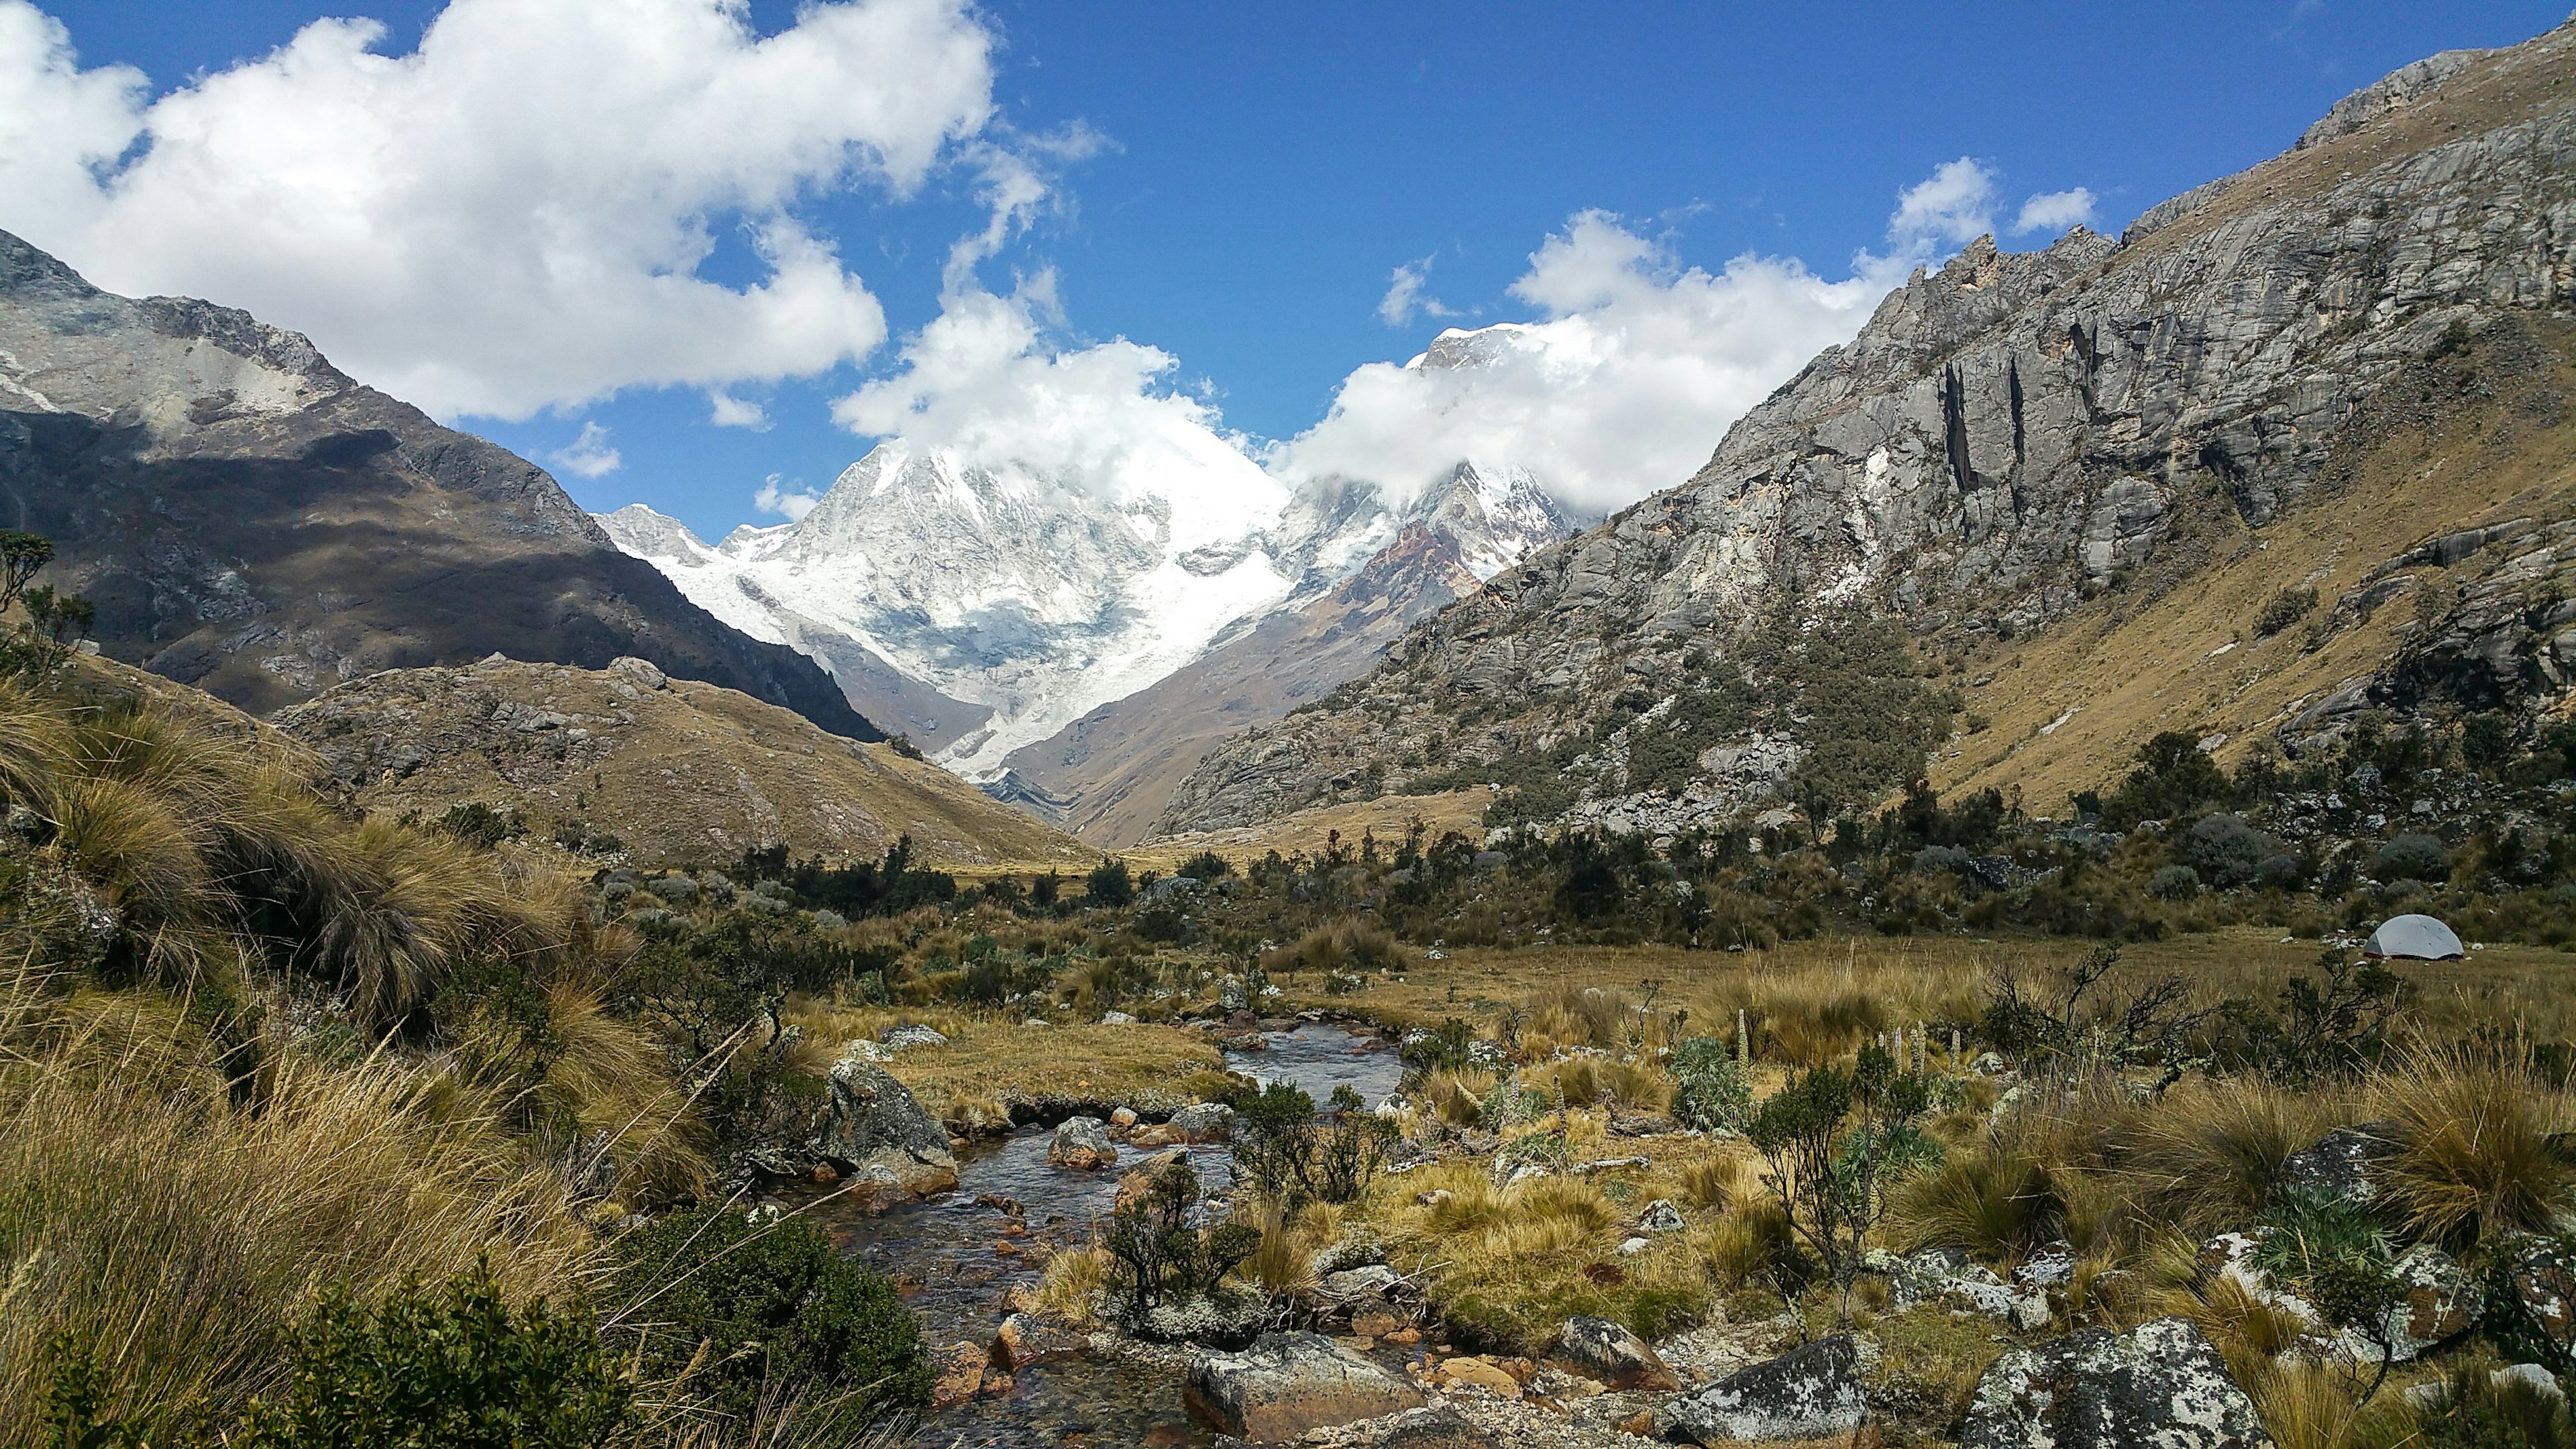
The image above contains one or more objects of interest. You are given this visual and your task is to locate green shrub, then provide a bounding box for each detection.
[2176,814,2282,889]
[1085,858,1134,908]
[233,1263,629,1449]
[2255,586,2318,639]
[2150,865,2202,900]
[1668,1036,1751,1131]
[607,1207,928,1429]
[2374,833,2451,883]
[431,802,524,849]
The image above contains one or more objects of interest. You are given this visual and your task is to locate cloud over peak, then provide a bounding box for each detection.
[0,0,1000,421]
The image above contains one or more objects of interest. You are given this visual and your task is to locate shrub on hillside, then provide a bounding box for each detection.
[2176,813,2284,889]
[2255,585,2318,638]
[2151,865,2203,900]
[2374,833,2451,883]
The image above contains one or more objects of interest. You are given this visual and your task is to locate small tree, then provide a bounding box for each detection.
[1746,1045,1934,1322]
[1229,1082,1393,1208]
[1104,1157,1260,1321]
[1085,857,1134,908]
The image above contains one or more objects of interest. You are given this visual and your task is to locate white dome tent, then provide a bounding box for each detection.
[2361,914,2465,961]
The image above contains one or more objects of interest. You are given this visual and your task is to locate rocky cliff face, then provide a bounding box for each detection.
[0,231,875,739]
[1159,20,2576,839]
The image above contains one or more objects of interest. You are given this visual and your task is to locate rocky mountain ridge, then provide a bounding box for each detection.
[991,461,1568,844]
[1158,19,2576,839]
[604,452,1572,796]
[0,230,874,739]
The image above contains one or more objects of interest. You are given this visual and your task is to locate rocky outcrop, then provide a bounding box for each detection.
[1160,20,2576,837]
[1962,1317,2266,1449]
[1185,1332,1426,1442]
[1652,1334,1866,1445]
[813,1054,957,1206]
[0,230,873,738]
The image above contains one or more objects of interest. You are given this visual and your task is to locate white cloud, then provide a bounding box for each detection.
[1271,209,1902,516]
[2012,186,2098,235]
[1888,157,1999,251]
[0,0,999,420]
[0,4,141,241]
[547,421,622,479]
[754,473,820,521]
[830,278,1285,549]
[707,390,770,429]
[1377,255,1456,327]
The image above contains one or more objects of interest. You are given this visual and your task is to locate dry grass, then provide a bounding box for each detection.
[0,969,594,1440]
[782,1000,1226,1132]
[2118,1077,2353,1237]
[2,681,589,1027]
[2374,1044,2576,1245]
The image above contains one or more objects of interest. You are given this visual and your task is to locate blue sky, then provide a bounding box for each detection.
[15,1,2571,539]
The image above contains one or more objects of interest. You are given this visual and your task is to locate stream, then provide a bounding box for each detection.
[800,1021,1408,1448]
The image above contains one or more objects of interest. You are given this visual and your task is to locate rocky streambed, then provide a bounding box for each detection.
[798,1019,1405,1447]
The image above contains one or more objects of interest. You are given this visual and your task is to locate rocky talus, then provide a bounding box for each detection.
[1159,21,2576,838]
[0,230,873,737]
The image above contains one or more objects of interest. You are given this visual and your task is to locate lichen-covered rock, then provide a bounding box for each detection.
[1048,1116,1118,1170]
[1961,1316,2267,1449]
[1637,1198,1687,1234]
[812,1053,957,1205]
[2277,1124,2394,1205]
[2375,1243,2482,1360]
[878,1023,949,1050]
[1652,1333,1866,1444]
[1185,1332,1426,1441]
[1171,1101,1238,1140]
[2508,1239,2576,1351]
[1555,1315,1677,1391]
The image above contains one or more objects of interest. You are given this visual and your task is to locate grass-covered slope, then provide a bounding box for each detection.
[275,653,1090,870]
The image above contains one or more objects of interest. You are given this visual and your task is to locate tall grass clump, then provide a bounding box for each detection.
[2375,1044,2576,1246]
[0,971,592,1439]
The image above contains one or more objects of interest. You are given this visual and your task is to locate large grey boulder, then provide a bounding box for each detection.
[813,1053,957,1207]
[1185,1332,1426,1442]
[1171,1101,1238,1140]
[1653,1334,1866,1444]
[1048,1115,1118,1170]
[1961,1316,2267,1449]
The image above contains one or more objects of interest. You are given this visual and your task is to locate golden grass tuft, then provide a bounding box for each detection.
[2118,1077,2349,1236]
[1679,1155,1742,1214]
[0,971,592,1437]
[2375,1044,2576,1245]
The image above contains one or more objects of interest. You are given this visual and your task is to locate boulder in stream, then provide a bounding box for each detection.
[1186,1331,1426,1442]
[1049,1116,1118,1170]
[813,1053,957,1207]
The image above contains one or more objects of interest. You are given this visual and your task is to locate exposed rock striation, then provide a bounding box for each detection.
[1160,21,2576,837]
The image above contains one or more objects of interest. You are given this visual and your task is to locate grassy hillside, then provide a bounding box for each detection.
[275,654,1090,870]
[1938,315,2576,812]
